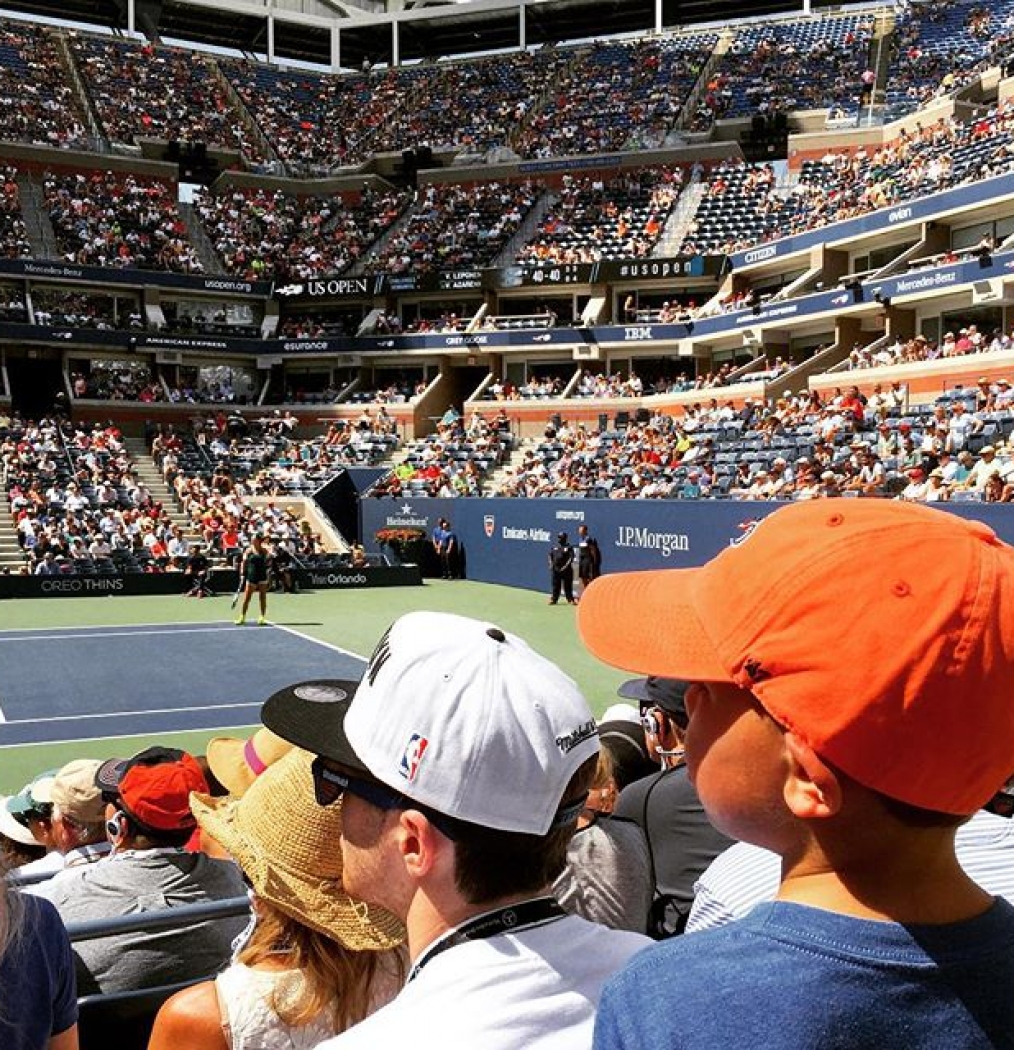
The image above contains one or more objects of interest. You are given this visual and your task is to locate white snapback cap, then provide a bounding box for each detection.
[346,611,600,835]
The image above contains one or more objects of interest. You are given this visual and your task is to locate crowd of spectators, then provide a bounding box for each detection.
[2,415,196,574]
[346,379,424,404]
[0,21,89,149]
[475,379,1014,502]
[11,106,1011,286]
[43,169,203,273]
[364,180,539,275]
[160,300,261,339]
[574,371,646,398]
[374,49,573,157]
[368,410,509,498]
[161,366,257,405]
[146,414,394,564]
[516,168,682,265]
[482,374,568,400]
[847,326,1014,368]
[566,365,782,397]
[194,185,410,282]
[513,37,714,158]
[0,166,30,259]
[226,37,714,168]
[33,289,143,330]
[682,103,1014,254]
[71,363,162,401]
[0,13,1005,181]
[0,284,26,322]
[277,311,357,339]
[70,36,265,163]
[220,60,419,173]
[690,14,874,128]
[885,0,1014,120]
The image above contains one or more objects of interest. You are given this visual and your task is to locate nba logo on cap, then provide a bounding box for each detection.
[399,734,429,782]
[484,515,495,538]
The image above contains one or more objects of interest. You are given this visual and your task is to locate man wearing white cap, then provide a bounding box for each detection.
[963,445,1000,492]
[262,614,651,1049]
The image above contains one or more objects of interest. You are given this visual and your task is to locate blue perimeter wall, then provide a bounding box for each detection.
[360,498,1014,592]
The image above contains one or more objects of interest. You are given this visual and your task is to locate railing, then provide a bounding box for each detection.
[66,895,251,1050]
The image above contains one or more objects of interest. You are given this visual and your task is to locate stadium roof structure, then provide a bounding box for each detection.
[2,0,865,68]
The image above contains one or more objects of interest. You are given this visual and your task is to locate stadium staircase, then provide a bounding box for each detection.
[484,438,537,494]
[16,172,59,261]
[865,12,897,121]
[121,436,198,537]
[53,30,105,147]
[507,46,585,155]
[178,203,225,274]
[209,58,283,172]
[0,515,24,573]
[492,190,558,266]
[766,338,863,401]
[672,29,734,139]
[656,177,707,256]
[348,206,417,277]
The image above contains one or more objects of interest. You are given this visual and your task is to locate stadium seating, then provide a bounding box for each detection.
[884,0,1014,121]
[193,184,411,281]
[0,165,30,259]
[0,20,87,148]
[701,13,874,124]
[42,170,202,273]
[516,167,682,264]
[364,179,540,274]
[70,36,264,163]
[514,36,716,157]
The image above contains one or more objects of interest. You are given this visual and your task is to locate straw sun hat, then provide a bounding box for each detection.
[190,748,404,952]
[205,726,294,797]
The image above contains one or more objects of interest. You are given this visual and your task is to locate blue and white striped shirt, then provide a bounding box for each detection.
[687,810,1014,933]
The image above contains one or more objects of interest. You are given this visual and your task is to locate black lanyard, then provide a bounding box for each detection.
[407,897,567,983]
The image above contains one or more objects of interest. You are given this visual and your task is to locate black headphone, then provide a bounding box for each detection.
[105,810,129,841]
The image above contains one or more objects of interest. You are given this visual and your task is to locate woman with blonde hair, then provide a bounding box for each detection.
[148,748,405,1050]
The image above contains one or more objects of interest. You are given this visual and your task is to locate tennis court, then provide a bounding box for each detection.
[0,581,628,792]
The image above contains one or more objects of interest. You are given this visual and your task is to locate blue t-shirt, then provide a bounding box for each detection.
[0,894,77,1050]
[594,898,1014,1049]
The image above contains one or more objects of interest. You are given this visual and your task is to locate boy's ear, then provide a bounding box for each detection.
[783,732,842,820]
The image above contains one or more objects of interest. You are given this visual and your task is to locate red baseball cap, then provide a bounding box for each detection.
[116,748,208,832]
[578,500,1014,815]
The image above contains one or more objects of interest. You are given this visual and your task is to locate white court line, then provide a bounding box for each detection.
[0,625,244,644]
[269,622,367,662]
[0,620,236,636]
[0,721,262,750]
[0,623,361,745]
[0,701,261,726]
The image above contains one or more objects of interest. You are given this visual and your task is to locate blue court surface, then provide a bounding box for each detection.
[0,622,367,747]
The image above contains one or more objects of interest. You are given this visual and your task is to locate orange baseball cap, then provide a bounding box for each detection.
[578,499,1014,815]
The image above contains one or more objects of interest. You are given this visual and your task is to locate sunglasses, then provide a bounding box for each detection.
[310,756,460,840]
[13,804,52,828]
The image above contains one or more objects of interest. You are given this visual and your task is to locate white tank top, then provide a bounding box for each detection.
[216,964,339,1050]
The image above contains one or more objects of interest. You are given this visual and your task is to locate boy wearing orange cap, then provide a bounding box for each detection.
[579,499,1014,1048]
